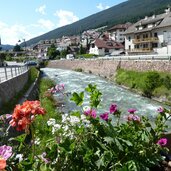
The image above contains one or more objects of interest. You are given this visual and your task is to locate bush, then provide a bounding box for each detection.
[141,72,161,98]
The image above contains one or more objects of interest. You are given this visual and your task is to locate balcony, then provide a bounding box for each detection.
[127,48,153,53]
[133,37,159,44]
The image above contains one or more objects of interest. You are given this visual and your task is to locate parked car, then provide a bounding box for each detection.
[24,61,38,66]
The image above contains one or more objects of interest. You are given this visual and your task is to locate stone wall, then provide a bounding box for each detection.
[48,59,171,78]
[0,71,29,106]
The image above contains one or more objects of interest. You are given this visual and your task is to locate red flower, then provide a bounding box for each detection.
[10,100,46,131]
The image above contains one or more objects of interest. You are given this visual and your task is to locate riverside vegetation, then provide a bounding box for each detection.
[0,79,171,170]
[115,69,171,105]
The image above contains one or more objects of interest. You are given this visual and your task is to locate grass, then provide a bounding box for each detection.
[115,69,171,101]
[33,78,61,153]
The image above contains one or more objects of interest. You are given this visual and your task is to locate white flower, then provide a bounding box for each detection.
[35,138,40,145]
[47,118,56,126]
[15,154,23,162]
[52,124,61,134]
[70,116,80,124]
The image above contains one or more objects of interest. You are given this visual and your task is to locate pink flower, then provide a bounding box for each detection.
[128,108,137,114]
[0,145,12,160]
[157,107,164,113]
[84,109,96,118]
[41,152,50,164]
[109,103,117,114]
[127,114,141,123]
[157,138,167,146]
[100,112,109,121]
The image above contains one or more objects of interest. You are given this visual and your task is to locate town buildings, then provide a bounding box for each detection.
[124,8,171,55]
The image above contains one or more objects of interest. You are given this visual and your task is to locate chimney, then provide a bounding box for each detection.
[152,14,156,19]
[165,8,170,14]
[144,16,148,20]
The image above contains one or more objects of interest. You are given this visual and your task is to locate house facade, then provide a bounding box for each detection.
[108,23,132,43]
[125,8,171,55]
[89,38,124,56]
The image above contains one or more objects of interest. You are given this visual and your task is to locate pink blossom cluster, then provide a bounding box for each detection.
[50,84,65,94]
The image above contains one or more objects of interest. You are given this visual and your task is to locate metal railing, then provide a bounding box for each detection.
[98,54,171,61]
[133,37,159,44]
[0,66,28,83]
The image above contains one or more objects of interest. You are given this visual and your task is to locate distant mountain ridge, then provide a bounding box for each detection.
[24,0,171,46]
[0,44,14,50]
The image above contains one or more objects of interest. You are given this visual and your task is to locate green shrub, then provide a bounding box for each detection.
[74,68,83,72]
[141,72,161,98]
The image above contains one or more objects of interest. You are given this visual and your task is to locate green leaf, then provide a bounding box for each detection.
[115,138,123,151]
[70,92,84,106]
[71,111,81,118]
[96,157,105,169]
[104,137,114,145]
[118,138,133,147]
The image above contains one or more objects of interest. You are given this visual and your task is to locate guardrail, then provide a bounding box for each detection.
[0,66,28,83]
[98,54,171,61]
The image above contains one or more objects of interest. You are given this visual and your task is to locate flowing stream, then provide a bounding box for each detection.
[41,68,170,126]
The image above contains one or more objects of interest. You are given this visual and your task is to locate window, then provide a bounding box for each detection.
[92,43,95,48]
[129,45,131,50]
[128,36,131,41]
[154,32,158,37]
[152,43,158,48]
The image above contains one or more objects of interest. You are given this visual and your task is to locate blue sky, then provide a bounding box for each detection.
[0,0,127,45]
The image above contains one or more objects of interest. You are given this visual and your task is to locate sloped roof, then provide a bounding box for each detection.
[125,10,171,35]
[108,22,132,32]
[94,39,124,49]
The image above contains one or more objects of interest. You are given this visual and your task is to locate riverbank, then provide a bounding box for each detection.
[114,69,171,106]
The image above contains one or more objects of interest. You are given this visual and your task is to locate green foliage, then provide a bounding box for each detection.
[141,71,161,98]
[13,44,21,52]
[115,69,171,99]
[2,83,170,170]
[74,68,83,72]
[47,44,60,60]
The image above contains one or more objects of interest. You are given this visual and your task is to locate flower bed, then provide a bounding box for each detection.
[0,83,171,170]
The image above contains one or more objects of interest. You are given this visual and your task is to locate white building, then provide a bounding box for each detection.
[89,38,124,56]
[108,23,132,43]
[124,8,171,55]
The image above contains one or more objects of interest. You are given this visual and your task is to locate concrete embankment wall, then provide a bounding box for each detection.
[0,71,29,106]
[48,60,171,77]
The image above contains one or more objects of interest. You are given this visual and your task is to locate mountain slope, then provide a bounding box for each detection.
[25,0,171,46]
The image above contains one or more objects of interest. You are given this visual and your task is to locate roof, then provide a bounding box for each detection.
[108,23,132,32]
[94,39,124,49]
[125,10,171,35]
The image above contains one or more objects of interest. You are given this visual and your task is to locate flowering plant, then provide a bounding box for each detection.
[1,84,170,170]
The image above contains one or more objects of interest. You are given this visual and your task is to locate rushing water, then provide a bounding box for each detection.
[41,68,170,123]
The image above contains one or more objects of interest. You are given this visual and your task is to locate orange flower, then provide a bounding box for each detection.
[0,158,6,170]
[10,100,46,131]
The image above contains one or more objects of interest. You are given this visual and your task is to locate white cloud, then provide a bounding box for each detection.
[35,5,46,15]
[54,9,79,27]
[38,19,55,30]
[96,3,110,10]
[0,21,33,45]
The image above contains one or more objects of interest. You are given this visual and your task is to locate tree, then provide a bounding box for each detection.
[47,44,60,60]
[13,44,21,52]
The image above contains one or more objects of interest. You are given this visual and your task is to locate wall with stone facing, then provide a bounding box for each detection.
[0,71,29,106]
[48,59,171,78]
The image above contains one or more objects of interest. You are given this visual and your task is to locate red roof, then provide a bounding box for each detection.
[94,39,124,49]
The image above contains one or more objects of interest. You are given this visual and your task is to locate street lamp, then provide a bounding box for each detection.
[18,39,27,58]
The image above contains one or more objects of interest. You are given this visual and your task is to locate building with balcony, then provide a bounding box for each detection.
[124,8,171,55]
[108,23,132,43]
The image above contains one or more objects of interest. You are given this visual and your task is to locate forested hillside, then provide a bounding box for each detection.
[24,0,171,46]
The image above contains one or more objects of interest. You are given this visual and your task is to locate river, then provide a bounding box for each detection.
[41,68,170,123]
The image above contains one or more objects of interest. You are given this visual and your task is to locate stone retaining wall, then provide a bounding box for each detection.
[0,71,29,107]
[48,60,171,78]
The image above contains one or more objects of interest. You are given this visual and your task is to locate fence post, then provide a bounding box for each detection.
[11,67,13,78]
[4,67,7,80]
[15,67,17,76]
